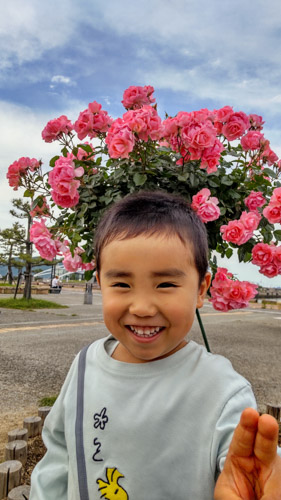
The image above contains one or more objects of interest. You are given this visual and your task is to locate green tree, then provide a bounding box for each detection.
[0,222,26,284]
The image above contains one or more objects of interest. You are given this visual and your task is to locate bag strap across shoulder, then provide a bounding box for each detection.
[75,343,91,500]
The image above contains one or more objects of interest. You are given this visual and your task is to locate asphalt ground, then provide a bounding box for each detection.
[0,289,280,414]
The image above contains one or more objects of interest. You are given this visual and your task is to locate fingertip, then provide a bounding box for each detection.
[258,413,279,439]
[240,407,259,428]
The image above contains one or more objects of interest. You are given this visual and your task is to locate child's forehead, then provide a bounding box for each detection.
[100,231,195,264]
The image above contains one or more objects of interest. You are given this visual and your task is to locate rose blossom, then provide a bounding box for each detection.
[263,203,281,224]
[191,188,211,210]
[248,114,264,130]
[222,111,250,141]
[7,157,40,190]
[181,121,216,150]
[123,105,162,141]
[239,211,261,232]
[251,243,274,266]
[220,220,251,245]
[271,187,281,204]
[244,191,266,211]
[122,85,155,109]
[30,219,58,260]
[63,250,83,272]
[209,269,257,311]
[105,120,135,159]
[191,189,220,223]
[241,130,264,151]
[48,156,83,208]
[259,263,279,278]
[196,202,220,223]
[42,115,73,143]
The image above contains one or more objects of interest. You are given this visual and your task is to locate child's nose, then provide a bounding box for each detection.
[129,295,157,317]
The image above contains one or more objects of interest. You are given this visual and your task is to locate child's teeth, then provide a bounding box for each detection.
[130,326,161,337]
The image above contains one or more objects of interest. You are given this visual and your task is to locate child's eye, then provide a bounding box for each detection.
[112,282,130,288]
[157,282,177,288]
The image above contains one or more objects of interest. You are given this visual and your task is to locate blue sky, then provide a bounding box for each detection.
[1,0,281,286]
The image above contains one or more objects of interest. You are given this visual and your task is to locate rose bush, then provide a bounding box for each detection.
[7,85,281,311]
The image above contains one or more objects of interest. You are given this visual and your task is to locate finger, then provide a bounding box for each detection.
[228,407,259,458]
[254,414,279,465]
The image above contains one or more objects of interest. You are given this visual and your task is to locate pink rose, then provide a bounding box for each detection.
[249,114,264,130]
[42,115,73,143]
[244,191,266,211]
[271,187,281,204]
[7,157,40,190]
[222,111,250,141]
[273,246,281,267]
[263,203,281,224]
[220,220,251,245]
[122,85,155,109]
[259,263,279,278]
[200,138,224,173]
[191,188,211,209]
[197,201,220,223]
[30,219,58,260]
[251,243,274,266]
[123,105,162,141]
[209,295,230,312]
[239,211,261,232]
[48,156,82,208]
[73,110,94,141]
[241,130,264,151]
[213,106,234,123]
[63,251,83,272]
[51,190,80,208]
[182,121,216,150]
[106,121,135,159]
[81,261,96,271]
[33,236,58,261]
[30,219,52,241]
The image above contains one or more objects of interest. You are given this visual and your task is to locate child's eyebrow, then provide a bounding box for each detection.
[104,269,186,279]
[104,270,132,279]
[151,269,186,278]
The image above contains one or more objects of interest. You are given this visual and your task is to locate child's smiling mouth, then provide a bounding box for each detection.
[126,325,165,338]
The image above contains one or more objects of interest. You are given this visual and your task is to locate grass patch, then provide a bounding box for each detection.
[0,297,68,309]
[39,395,58,406]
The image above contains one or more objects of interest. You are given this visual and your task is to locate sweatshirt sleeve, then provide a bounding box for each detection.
[211,383,257,476]
[29,354,79,500]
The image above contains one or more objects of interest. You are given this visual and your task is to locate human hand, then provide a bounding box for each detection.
[214,407,281,499]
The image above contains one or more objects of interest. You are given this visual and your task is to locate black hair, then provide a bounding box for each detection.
[94,190,209,284]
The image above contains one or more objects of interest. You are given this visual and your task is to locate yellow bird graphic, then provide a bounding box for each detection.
[97,467,129,499]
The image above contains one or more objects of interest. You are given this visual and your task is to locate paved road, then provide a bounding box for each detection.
[0,290,280,413]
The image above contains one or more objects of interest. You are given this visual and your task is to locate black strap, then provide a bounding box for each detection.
[75,344,91,500]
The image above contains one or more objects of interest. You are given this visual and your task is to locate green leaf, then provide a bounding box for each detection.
[133,173,147,186]
[263,168,277,179]
[23,189,33,198]
[225,248,233,258]
[274,230,281,241]
[221,176,233,186]
[62,146,68,157]
[49,155,60,167]
[85,270,94,281]
[77,144,93,153]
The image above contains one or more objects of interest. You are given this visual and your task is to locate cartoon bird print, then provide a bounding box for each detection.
[97,467,129,499]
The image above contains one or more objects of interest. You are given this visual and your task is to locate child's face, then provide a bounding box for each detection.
[98,233,211,363]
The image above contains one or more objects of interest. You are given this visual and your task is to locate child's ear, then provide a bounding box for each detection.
[196,272,212,309]
[96,272,100,286]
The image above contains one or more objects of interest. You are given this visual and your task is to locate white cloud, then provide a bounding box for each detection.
[0,98,87,229]
[51,75,75,86]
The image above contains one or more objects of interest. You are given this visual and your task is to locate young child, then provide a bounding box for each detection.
[30,191,281,500]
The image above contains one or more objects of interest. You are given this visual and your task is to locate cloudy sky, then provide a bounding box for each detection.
[1,0,281,286]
